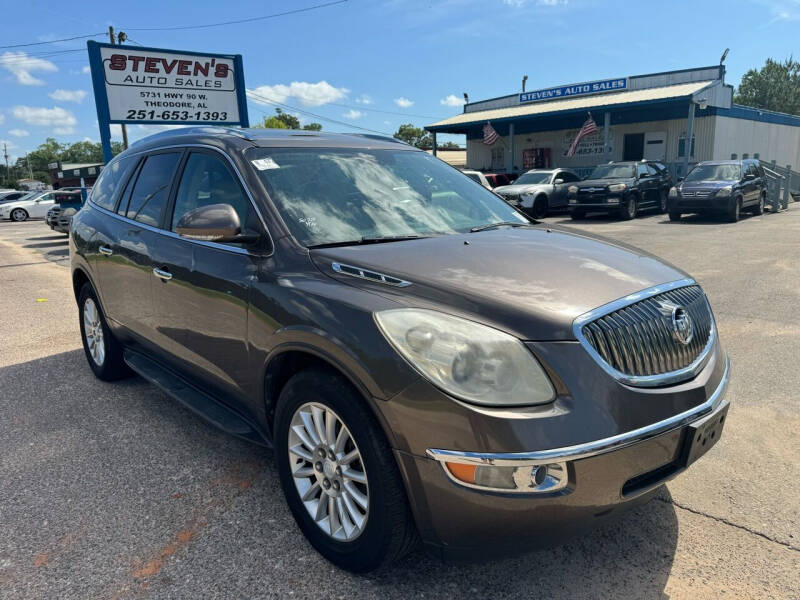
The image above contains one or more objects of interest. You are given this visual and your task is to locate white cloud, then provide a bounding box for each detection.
[53,126,75,135]
[81,65,91,74]
[0,139,16,150]
[394,97,414,108]
[355,94,373,105]
[440,94,465,107]
[0,113,4,125]
[48,89,87,103]
[9,129,29,137]
[13,105,77,129]
[0,51,58,85]
[384,120,391,126]
[247,81,349,107]
[343,109,364,119]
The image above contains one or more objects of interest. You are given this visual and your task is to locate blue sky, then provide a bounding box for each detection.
[1,0,799,162]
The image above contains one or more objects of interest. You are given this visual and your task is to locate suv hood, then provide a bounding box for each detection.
[494,183,550,195]
[576,177,635,188]
[310,226,686,341]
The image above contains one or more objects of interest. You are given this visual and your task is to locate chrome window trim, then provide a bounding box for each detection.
[428,354,729,469]
[331,262,412,287]
[573,278,715,387]
[88,143,274,257]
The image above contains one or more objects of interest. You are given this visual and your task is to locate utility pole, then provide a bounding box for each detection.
[25,153,33,179]
[108,26,129,151]
[3,143,9,188]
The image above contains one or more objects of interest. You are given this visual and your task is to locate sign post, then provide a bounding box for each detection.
[87,41,249,163]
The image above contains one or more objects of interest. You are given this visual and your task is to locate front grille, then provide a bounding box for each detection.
[682,190,712,198]
[576,188,608,204]
[580,285,713,380]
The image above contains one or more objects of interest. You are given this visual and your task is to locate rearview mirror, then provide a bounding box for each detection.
[175,203,256,244]
[553,178,564,185]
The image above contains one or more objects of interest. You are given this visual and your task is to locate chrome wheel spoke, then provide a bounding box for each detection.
[339,448,359,465]
[292,465,314,478]
[292,424,316,452]
[314,492,328,521]
[342,467,366,484]
[301,480,320,502]
[299,410,320,446]
[344,481,368,510]
[342,492,366,529]
[289,443,314,462]
[311,405,327,444]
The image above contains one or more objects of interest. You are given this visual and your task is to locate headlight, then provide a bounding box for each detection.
[375,309,555,407]
[668,186,678,197]
[567,185,578,194]
[608,183,627,192]
[716,186,732,197]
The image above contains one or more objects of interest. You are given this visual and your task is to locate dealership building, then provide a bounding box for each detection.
[426,66,800,179]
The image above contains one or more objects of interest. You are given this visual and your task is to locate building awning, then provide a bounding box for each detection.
[427,80,715,133]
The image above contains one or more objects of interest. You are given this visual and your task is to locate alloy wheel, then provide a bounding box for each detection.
[11,209,27,222]
[83,298,106,366]
[288,402,369,542]
[626,197,637,219]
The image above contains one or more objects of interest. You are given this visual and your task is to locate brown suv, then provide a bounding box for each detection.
[70,128,729,572]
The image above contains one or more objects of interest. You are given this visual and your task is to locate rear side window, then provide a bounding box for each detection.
[637,163,649,177]
[122,153,181,227]
[170,152,251,233]
[90,156,137,210]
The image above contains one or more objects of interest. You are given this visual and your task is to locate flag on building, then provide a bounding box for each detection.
[566,114,599,157]
[482,122,499,145]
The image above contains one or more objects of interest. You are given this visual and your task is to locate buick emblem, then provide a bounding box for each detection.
[660,301,694,345]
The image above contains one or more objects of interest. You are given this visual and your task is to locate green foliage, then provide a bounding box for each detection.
[734,57,800,115]
[7,138,124,186]
[254,108,322,131]
[393,123,432,149]
[438,141,462,150]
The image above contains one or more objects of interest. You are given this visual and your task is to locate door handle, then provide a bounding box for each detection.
[153,267,173,281]
[98,246,113,256]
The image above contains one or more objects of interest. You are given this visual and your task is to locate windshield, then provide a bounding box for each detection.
[250,148,528,247]
[588,164,635,179]
[513,172,552,185]
[685,164,741,182]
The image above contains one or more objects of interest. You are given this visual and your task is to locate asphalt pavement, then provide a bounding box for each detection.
[0,208,798,599]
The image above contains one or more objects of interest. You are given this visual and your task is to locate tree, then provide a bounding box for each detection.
[438,141,462,150]
[10,138,125,185]
[734,57,800,115]
[393,123,432,149]
[254,108,322,131]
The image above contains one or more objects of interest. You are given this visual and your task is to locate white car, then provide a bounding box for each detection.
[460,169,492,189]
[0,191,57,222]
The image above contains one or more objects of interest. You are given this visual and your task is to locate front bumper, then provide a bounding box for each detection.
[397,356,730,559]
[569,196,624,210]
[671,194,730,211]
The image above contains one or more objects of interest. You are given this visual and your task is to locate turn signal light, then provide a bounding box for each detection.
[443,460,568,493]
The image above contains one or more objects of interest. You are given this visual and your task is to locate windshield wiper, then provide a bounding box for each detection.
[470,221,532,233]
[308,234,430,249]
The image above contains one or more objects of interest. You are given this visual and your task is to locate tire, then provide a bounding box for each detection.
[753,193,765,215]
[274,368,418,572]
[669,210,682,222]
[569,209,585,220]
[619,195,637,220]
[658,190,668,214]
[78,283,131,381]
[10,208,28,222]
[726,197,741,223]
[531,195,548,220]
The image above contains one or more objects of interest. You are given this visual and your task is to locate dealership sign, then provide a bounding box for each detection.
[87,41,249,161]
[519,78,627,104]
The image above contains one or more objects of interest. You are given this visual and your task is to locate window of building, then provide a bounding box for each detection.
[90,155,137,211]
[121,152,181,227]
[678,135,696,159]
[171,152,252,239]
[490,146,504,171]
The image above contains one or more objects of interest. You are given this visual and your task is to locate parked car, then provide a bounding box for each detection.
[70,127,729,572]
[484,172,516,188]
[0,190,31,203]
[568,160,671,220]
[46,190,84,234]
[668,159,767,222]
[460,169,492,189]
[0,190,57,221]
[494,168,581,218]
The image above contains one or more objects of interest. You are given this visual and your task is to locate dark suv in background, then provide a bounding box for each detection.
[568,160,672,220]
[668,159,767,222]
[69,127,729,572]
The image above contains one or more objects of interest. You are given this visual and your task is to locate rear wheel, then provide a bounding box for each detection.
[10,208,28,222]
[726,197,741,223]
[753,193,765,215]
[658,190,668,213]
[274,368,418,572]
[619,195,637,220]
[531,195,548,219]
[78,283,131,381]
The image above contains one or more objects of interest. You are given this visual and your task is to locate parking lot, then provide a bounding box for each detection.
[1,208,798,599]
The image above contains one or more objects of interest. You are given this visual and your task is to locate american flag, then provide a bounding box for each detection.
[482,121,499,145]
[566,114,598,157]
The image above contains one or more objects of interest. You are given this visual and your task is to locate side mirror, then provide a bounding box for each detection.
[744,172,755,180]
[553,178,564,185]
[175,203,257,244]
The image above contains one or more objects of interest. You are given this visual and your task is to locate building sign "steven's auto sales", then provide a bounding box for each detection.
[88,42,247,126]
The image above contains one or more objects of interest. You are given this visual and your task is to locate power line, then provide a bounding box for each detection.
[0,32,104,49]
[124,0,347,32]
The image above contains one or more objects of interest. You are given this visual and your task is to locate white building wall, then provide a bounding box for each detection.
[466,116,715,172]
[712,116,800,169]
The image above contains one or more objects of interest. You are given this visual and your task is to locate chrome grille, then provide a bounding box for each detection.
[580,284,713,383]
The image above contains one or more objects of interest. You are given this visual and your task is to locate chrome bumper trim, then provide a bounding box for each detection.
[427,354,730,467]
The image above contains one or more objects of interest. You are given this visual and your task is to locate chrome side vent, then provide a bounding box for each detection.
[331,262,411,287]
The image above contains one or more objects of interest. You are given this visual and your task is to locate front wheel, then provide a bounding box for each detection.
[274,368,418,572]
[531,195,548,220]
[726,197,741,223]
[659,191,668,214]
[619,195,638,220]
[10,208,28,222]
[669,210,682,222]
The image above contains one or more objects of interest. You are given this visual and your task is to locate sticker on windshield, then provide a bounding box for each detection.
[251,157,280,170]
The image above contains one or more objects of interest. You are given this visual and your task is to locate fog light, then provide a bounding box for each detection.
[606,197,620,204]
[568,199,577,204]
[444,461,568,493]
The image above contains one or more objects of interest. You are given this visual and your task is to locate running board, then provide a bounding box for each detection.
[123,349,269,447]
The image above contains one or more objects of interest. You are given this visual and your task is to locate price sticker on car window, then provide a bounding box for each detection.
[252,157,280,170]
